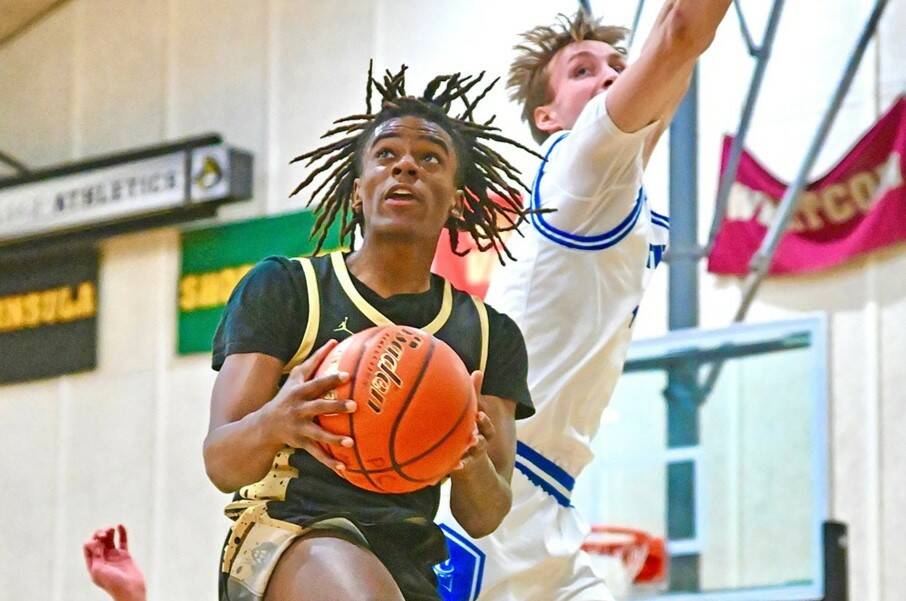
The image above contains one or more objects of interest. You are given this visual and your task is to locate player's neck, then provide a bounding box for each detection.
[346,238,435,299]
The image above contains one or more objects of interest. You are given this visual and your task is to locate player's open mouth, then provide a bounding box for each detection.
[384,185,420,205]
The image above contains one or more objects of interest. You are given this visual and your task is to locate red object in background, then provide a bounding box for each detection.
[708,96,906,276]
[582,525,667,584]
[432,192,523,298]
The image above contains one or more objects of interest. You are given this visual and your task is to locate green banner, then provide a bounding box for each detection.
[178,210,344,354]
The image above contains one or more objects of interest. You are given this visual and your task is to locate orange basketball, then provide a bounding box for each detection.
[315,325,477,494]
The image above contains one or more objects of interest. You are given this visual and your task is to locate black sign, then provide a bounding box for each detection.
[0,246,98,383]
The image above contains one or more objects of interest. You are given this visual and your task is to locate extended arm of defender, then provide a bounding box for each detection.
[450,385,518,538]
[606,0,731,133]
[642,73,691,165]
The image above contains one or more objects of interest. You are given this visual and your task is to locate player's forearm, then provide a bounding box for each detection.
[203,408,283,493]
[450,456,512,538]
[607,0,730,133]
[664,0,732,52]
[641,72,692,165]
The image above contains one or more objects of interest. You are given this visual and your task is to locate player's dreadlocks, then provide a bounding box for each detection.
[509,12,629,144]
[289,62,541,261]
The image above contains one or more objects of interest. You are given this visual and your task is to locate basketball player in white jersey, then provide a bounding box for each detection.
[435,4,732,600]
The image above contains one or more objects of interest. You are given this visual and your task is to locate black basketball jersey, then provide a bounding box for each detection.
[284,251,489,376]
[212,251,532,600]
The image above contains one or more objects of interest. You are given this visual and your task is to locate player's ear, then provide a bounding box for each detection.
[450,189,465,220]
[533,104,561,135]
[352,178,363,214]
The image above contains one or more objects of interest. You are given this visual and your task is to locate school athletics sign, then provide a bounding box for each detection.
[708,96,905,275]
[0,134,252,248]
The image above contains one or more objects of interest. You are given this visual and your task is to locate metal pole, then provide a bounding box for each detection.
[666,67,701,591]
[700,0,889,396]
[732,0,757,54]
[736,0,888,321]
[628,0,647,49]
[705,0,786,253]
[0,150,29,176]
[669,68,700,331]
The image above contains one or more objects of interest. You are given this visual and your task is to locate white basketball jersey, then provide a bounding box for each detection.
[486,92,669,480]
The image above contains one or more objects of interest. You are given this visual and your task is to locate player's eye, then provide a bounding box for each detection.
[422,153,441,165]
[375,148,395,160]
[573,66,591,78]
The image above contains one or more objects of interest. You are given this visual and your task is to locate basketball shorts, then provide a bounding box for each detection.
[434,448,614,601]
[218,501,369,601]
[218,500,444,601]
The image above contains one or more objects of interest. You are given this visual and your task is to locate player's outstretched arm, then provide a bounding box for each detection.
[606,0,732,133]
[203,341,356,492]
[641,75,690,165]
[83,525,146,601]
[449,371,518,538]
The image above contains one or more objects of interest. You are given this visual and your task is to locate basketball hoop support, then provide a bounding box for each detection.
[823,521,849,601]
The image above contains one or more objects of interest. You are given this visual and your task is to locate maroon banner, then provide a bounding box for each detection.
[708,97,906,275]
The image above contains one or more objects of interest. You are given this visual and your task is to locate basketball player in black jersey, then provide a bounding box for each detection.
[204,66,538,601]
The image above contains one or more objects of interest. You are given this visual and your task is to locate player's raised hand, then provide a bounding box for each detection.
[259,340,356,472]
[82,525,146,601]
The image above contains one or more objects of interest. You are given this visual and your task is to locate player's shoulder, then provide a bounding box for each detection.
[264,252,340,278]
[240,255,316,297]
[481,299,524,346]
[249,254,301,277]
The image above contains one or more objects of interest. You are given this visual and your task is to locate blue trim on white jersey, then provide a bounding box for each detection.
[651,210,670,230]
[436,524,486,601]
[515,441,575,507]
[530,132,645,251]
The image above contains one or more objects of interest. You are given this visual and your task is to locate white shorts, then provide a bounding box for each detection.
[434,452,614,601]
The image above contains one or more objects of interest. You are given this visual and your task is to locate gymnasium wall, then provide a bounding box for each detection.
[0,1,903,599]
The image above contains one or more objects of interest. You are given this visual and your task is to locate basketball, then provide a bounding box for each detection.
[315,325,477,493]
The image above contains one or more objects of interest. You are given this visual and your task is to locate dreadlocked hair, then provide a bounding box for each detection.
[509,12,629,144]
[289,61,542,262]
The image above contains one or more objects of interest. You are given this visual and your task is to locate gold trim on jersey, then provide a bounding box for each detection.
[220,501,304,577]
[283,258,321,373]
[471,295,489,374]
[329,251,452,334]
[235,446,299,503]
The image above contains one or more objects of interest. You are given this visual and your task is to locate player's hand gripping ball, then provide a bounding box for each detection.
[315,325,477,493]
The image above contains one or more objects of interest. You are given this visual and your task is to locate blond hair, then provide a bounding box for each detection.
[508,12,628,144]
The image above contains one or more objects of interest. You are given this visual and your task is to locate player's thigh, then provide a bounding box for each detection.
[264,531,404,601]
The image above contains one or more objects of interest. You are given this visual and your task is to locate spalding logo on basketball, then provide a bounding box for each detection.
[316,325,477,494]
